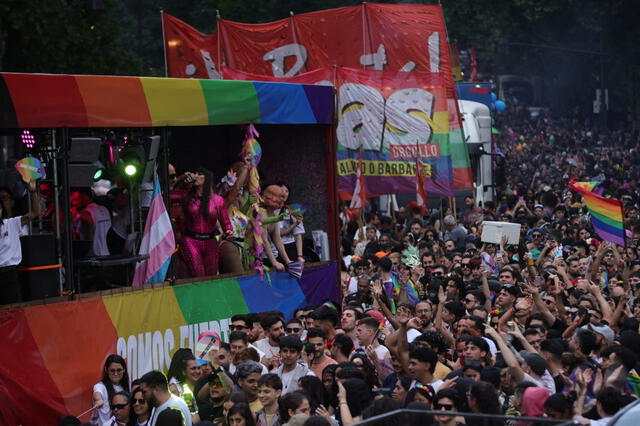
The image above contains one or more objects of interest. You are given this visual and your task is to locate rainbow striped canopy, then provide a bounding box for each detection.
[0,73,333,128]
[569,179,626,247]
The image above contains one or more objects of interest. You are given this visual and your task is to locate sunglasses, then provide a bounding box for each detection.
[431,272,443,277]
[532,234,542,238]
[111,404,127,411]
[108,368,124,374]
[286,327,302,333]
[169,174,177,179]
[434,403,454,411]
[133,398,146,405]
[229,325,249,331]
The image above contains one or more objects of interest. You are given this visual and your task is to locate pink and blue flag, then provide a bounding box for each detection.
[132,176,176,285]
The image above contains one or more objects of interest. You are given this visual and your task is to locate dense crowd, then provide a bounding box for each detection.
[58,111,640,426]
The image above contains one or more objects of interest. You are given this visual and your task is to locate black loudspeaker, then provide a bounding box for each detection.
[68,137,102,187]
[19,233,59,300]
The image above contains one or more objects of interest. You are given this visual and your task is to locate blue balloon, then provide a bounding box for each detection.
[491,92,497,102]
[495,100,506,112]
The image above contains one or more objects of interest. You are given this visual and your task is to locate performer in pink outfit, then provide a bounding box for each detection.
[181,168,233,277]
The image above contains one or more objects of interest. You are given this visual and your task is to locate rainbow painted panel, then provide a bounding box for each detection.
[0,73,334,128]
[0,262,338,425]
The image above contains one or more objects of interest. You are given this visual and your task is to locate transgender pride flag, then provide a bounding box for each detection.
[132,176,175,286]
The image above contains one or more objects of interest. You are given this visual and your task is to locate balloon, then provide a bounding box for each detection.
[495,100,506,112]
[491,92,497,102]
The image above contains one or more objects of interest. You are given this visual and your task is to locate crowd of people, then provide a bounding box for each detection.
[54,110,640,426]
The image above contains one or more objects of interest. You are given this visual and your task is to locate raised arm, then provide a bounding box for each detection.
[522,281,555,326]
[481,271,492,312]
[372,280,399,329]
[485,325,524,382]
[21,180,41,225]
[434,285,455,347]
[586,282,614,324]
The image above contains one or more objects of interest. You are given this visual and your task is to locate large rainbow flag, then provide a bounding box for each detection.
[0,263,338,425]
[570,179,626,247]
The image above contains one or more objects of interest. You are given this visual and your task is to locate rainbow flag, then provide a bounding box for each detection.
[391,274,420,304]
[570,179,626,247]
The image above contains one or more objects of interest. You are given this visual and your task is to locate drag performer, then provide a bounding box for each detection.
[181,168,232,277]
[218,157,252,274]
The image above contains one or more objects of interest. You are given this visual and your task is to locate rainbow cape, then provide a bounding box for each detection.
[569,179,626,247]
[391,274,420,304]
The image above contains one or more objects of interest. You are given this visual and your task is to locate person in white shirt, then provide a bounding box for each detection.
[355,317,391,361]
[139,370,192,426]
[255,315,285,368]
[274,336,314,394]
[0,178,40,305]
[91,354,130,426]
[407,346,443,392]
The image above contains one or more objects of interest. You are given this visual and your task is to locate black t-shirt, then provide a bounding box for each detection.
[198,402,225,422]
[194,376,208,405]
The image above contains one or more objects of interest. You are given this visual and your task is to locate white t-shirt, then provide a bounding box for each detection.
[255,338,280,359]
[523,370,557,395]
[83,203,111,256]
[482,337,498,355]
[373,344,391,360]
[280,212,305,245]
[0,217,24,267]
[347,276,359,294]
[148,394,192,426]
[91,382,124,426]
[407,328,421,344]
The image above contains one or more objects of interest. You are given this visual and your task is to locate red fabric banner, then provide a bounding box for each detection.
[162,4,452,80]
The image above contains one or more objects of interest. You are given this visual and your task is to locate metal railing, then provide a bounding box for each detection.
[353,408,578,426]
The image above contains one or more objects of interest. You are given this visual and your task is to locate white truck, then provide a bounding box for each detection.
[458,99,494,205]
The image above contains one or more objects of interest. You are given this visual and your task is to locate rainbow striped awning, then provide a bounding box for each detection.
[0,73,334,128]
[570,179,626,247]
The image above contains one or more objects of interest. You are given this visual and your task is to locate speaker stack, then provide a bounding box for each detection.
[19,233,60,300]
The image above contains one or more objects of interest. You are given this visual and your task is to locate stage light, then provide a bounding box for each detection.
[124,164,138,176]
[93,168,106,181]
[21,130,36,149]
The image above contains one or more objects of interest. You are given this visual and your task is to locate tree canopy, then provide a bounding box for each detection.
[1,0,637,118]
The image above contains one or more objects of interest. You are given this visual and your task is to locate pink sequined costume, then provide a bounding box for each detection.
[181,194,232,277]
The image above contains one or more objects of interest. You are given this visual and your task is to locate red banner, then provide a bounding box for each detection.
[163,4,452,80]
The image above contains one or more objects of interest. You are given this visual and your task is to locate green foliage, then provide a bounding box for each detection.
[0,0,144,75]
[1,0,637,116]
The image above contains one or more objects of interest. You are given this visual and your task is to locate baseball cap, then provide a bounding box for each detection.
[582,323,615,345]
[519,351,548,376]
